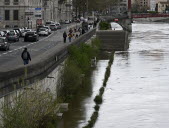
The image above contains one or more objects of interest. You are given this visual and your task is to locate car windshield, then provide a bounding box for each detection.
[8,32,15,36]
[24,29,31,32]
[39,28,46,31]
[0,38,4,43]
[46,22,52,25]
[43,27,49,29]
[50,25,55,27]
[27,32,35,35]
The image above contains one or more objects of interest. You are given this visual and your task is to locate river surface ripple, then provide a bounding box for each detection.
[94,22,169,128]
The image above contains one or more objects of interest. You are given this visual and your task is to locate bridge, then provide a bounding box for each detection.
[100,14,132,32]
[132,13,169,18]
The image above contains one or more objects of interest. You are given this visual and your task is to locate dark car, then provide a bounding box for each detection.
[0,37,10,51]
[24,31,39,42]
[6,31,19,42]
[49,24,57,31]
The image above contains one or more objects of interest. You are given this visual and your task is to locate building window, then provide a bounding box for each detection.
[13,10,19,20]
[5,10,10,20]
[4,0,10,5]
[13,0,19,5]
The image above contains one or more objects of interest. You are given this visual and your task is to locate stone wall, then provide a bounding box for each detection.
[96,30,129,51]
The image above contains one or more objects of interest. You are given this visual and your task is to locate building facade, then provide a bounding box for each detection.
[157,1,169,12]
[132,0,150,12]
[57,0,73,23]
[0,0,73,29]
[0,0,43,28]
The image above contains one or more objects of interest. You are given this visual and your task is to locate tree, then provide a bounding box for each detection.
[72,0,119,17]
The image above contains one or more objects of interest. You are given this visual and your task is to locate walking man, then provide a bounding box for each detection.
[63,31,67,43]
[21,48,31,65]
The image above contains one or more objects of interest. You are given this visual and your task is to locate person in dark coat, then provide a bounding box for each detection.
[63,31,67,43]
[21,48,31,65]
[82,29,85,34]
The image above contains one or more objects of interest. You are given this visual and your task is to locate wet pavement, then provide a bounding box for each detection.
[60,22,169,128]
[94,22,169,128]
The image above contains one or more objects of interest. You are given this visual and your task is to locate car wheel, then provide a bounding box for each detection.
[5,47,8,51]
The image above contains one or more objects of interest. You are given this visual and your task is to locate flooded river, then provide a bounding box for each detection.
[60,22,169,128]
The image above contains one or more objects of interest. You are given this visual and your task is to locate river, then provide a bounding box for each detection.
[59,22,169,128]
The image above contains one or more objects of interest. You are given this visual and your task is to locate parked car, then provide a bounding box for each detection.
[24,31,39,42]
[65,20,70,24]
[49,24,57,31]
[21,29,32,37]
[13,28,23,37]
[0,31,5,37]
[3,30,10,36]
[42,26,51,34]
[55,23,61,29]
[6,31,19,42]
[46,21,55,26]
[38,28,49,36]
[11,30,20,37]
[37,25,45,32]
[0,37,10,51]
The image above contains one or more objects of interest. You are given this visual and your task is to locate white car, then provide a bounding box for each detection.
[43,26,52,34]
[0,31,5,37]
[65,20,70,24]
[38,28,49,36]
[55,23,61,29]
[21,29,32,37]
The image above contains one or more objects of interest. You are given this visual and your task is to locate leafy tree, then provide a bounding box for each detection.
[72,0,118,17]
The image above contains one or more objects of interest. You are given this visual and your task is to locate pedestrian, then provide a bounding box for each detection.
[75,33,79,38]
[78,27,82,35]
[63,31,67,43]
[82,29,85,34]
[68,32,73,42]
[21,48,31,65]
[69,28,73,33]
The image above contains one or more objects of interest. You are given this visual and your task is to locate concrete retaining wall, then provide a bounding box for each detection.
[0,28,96,98]
[96,30,129,51]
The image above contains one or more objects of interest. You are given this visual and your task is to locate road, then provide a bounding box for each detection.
[0,23,80,72]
